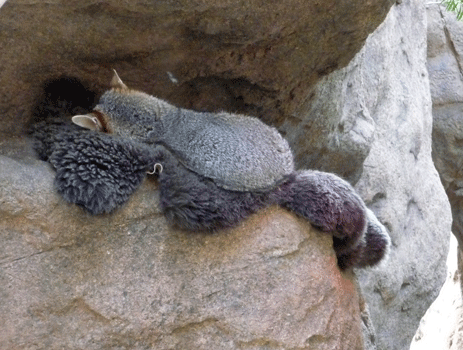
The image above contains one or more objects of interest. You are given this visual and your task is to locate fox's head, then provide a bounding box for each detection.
[72,70,172,142]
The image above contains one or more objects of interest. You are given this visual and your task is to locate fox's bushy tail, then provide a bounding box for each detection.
[273,170,390,269]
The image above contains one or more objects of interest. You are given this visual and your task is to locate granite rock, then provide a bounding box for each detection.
[289,1,452,349]
[426,3,463,349]
[0,153,364,350]
[0,0,394,138]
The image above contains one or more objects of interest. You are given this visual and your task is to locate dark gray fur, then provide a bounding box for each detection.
[29,76,390,270]
[31,121,154,214]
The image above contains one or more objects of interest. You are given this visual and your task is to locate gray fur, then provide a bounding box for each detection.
[29,75,390,270]
[96,89,295,191]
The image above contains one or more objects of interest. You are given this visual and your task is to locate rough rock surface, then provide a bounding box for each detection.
[0,151,364,350]
[0,0,393,138]
[427,2,463,247]
[355,1,452,348]
[426,3,463,349]
[293,1,452,349]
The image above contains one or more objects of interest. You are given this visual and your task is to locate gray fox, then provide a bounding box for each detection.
[29,71,390,269]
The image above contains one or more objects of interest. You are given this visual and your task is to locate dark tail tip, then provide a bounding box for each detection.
[337,209,391,270]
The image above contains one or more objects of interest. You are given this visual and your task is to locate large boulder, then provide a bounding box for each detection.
[0,0,393,138]
[0,152,364,350]
[356,1,452,347]
[426,2,463,348]
[293,0,452,349]
[427,2,463,247]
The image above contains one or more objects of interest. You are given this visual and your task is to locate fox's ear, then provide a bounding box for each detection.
[72,114,103,131]
[110,69,128,90]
